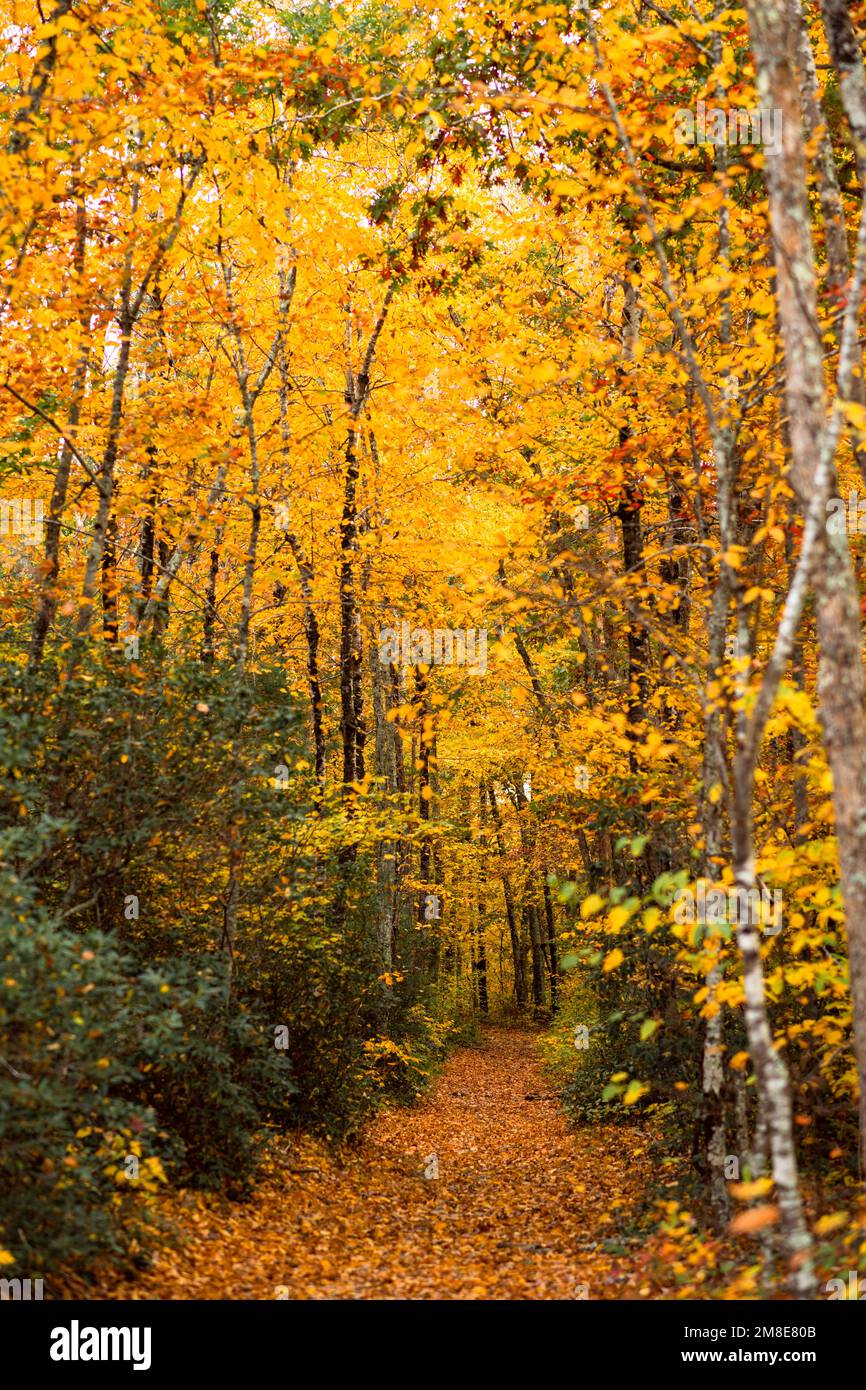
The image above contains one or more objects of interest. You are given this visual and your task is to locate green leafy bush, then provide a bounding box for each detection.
[0,654,460,1278]
[0,860,162,1273]
[0,844,297,1271]
[126,955,297,1195]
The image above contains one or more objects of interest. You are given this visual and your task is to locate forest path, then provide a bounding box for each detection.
[103,1028,655,1300]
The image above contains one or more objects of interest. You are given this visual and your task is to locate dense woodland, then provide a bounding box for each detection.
[2,0,866,1302]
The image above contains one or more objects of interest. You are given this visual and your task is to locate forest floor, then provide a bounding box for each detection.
[73,1028,661,1300]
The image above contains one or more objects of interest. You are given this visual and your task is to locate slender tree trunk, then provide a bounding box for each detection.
[747,0,866,1179]
[338,284,395,802]
[29,193,89,666]
[475,888,489,1015]
[527,903,545,1013]
[416,666,433,926]
[731,757,815,1295]
[200,532,222,665]
[8,0,76,156]
[100,513,119,645]
[791,0,866,481]
[511,779,545,1012]
[137,475,157,621]
[339,418,363,791]
[75,162,202,659]
[820,0,866,191]
[701,578,732,1226]
[72,303,133,656]
[615,267,650,756]
[370,622,397,969]
[542,876,558,1012]
[486,779,526,1006]
[290,541,326,784]
[274,260,327,783]
[791,0,849,291]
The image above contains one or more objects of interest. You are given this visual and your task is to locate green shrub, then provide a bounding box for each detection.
[0,654,461,1279]
[364,1003,454,1106]
[0,842,297,1272]
[0,858,162,1273]
[125,954,297,1195]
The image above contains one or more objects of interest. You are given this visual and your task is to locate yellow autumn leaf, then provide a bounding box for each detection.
[814,1211,849,1235]
[729,1177,773,1201]
[642,906,661,932]
[607,904,631,932]
[623,1080,649,1105]
[581,893,605,919]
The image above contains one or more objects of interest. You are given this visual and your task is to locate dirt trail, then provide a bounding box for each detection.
[96,1028,654,1300]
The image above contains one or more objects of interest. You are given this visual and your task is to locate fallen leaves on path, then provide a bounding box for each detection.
[72,1029,655,1300]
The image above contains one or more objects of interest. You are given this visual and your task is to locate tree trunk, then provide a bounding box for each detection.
[485,779,527,1006]
[29,192,89,666]
[747,0,866,1180]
